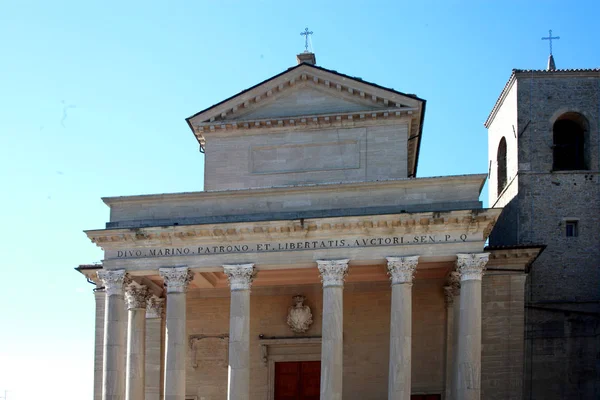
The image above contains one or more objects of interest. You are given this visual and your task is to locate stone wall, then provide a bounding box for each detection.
[487,80,519,206]
[203,123,409,191]
[481,273,526,400]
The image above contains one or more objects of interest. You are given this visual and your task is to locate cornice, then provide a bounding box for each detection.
[193,108,416,136]
[485,245,545,272]
[75,264,104,284]
[86,208,501,249]
[101,173,488,207]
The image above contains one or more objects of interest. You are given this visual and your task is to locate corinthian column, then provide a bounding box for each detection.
[455,253,489,400]
[159,267,193,400]
[317,259,349,400]
[444,271,460,400]
[223,263,256,400]
[145,295,165,400]
[97,269,129,400]
[386,256,419,400]
[125,281,149,400]
[93,287,106,400]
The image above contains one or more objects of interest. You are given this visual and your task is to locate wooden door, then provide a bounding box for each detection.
[274,361,320,400]
[411,395,441,400]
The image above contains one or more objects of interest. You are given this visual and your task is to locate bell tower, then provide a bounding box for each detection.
[485,66,600,399]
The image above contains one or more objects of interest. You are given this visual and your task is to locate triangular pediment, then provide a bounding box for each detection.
[186,63,426,177]
[187,64,423,126]
[232,83,386,121]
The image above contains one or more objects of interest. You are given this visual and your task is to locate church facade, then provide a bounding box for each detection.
[78,52,566,400]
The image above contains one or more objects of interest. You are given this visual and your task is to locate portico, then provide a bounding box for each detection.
[85,198,506,400]
[78,52,543,400]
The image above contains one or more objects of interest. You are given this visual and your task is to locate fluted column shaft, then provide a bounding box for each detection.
[125,282,149,400]
[317,259,349,400]
[386,256,419,400]
[223,264,256,400]
[160,267,193,400]
[456,253,489,400]
[98,270,128,400]
[145,295,165,400]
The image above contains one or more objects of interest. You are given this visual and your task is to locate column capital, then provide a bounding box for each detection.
[146,295,165,319]
[125,281,149,310]
[317,259,349,287]
[159,267,194,293]
[223,263,256,291]
[97,269,129,296]
[386,256,419,285]
[456,253,489,281]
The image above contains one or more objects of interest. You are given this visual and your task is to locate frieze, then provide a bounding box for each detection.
[111,233,476,260]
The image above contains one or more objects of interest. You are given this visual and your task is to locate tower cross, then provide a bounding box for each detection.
[542,29,560,55]
[300,27,313,52]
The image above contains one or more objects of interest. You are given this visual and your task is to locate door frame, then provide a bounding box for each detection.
[260,338,321,400]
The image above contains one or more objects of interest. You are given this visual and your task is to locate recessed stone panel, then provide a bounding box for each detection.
[251,140,360,174]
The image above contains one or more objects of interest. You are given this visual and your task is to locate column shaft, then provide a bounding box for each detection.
[318,259,349,400]
[451,292,461,400]
[446,271,460,400]
[98,270,128,400]
[160,267,193,400]
[126,309,146,400]
[456,253,488,400]
[145,296,165,400]
[386,256,419,400]
[322,286,344,399]
[443,288,454,400]
[228,289,251,400]
[223,263,255,400]
[125,282,149,400]
[94,290,106,400]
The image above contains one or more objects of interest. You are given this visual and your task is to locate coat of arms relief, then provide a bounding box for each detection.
[286,295,313,333]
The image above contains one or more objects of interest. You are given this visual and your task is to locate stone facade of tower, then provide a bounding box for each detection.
[486,69,600,400]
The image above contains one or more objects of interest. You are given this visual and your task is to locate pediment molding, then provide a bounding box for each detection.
[188,64,422,126]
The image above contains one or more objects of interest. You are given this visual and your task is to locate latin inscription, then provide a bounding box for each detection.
[115,234,471,259]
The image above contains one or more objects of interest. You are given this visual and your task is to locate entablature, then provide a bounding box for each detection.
[87,209,500,250]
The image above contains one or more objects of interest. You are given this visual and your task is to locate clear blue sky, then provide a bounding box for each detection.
[0,1,598,398]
